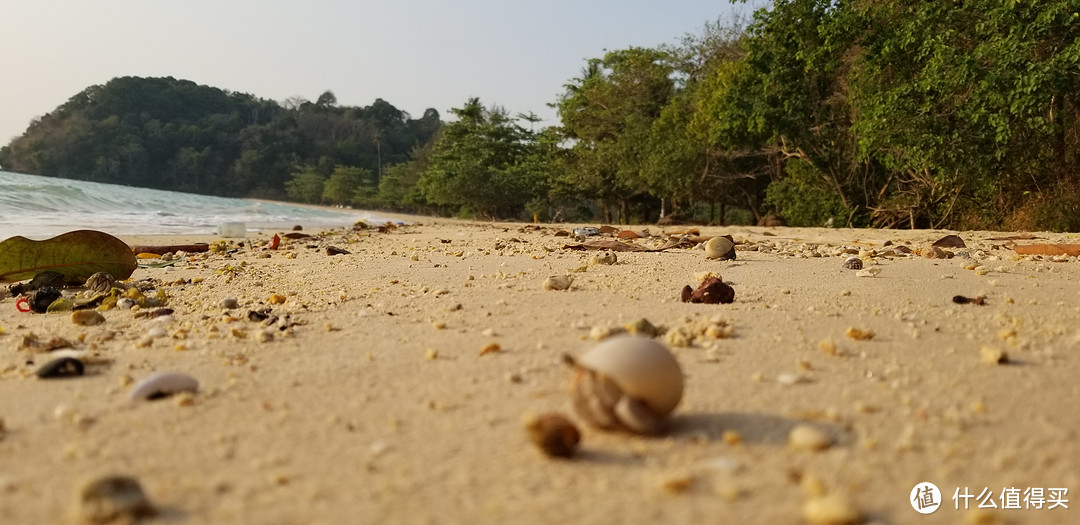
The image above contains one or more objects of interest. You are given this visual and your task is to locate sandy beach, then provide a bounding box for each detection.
[1,218,1078,524]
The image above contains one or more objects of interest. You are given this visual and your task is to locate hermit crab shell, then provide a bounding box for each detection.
[573,336,684,419]
[704,236,736,260]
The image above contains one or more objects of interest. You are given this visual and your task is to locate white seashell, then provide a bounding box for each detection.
[128,372,199,401]
[543,275,574,291]
[568,336,684,434]
[704,236,735,260]
[116,298,137,310]
[855,267,881,278]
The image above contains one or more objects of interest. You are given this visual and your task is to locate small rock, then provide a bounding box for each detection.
[590,252,617,265]
[28,287,62,313]
[802,493,861,525]
[932,234,966,248]
[71,310,106,326]
[326,246,350,256]
[269,294,287,304]
[624,318,657,338]
[524,412,580,458]
[845,327,875,341]
[35,357,85,379]
[980,346,1009,365]
[685,277,735,304]
[219,297,240,309]
[75,475,156,524]
[788,424,833,451]
[855,267,881,277]
[543,275,573,291]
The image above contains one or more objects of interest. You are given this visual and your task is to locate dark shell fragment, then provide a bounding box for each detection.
[680,284,694,303]
[28,287,63,313]
[9,271,66,297]
[932,234,966,248]
[686,277,735,304]
[35,357,85,379]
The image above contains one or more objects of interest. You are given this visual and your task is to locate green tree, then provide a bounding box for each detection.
[285,167,326,203]
[321,165,371,206]
[417,98,545,219]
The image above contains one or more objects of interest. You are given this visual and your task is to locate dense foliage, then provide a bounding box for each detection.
[5,1,1080,230]
[0,76,440,200]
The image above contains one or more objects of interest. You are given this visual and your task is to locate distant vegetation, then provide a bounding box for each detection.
[4,0,1080,230]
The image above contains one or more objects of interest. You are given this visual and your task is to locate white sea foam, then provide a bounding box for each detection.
[0,170,391,240]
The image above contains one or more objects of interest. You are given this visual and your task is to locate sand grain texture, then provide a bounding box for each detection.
[1,220,1077,524]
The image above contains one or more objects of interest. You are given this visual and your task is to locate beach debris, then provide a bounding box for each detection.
[590,252,617,265]
[543,275,574,291]
[704,236,736,260]
[7,270,66,297]
[845,327,875,341]
[922,246,947,259]
[788,424,833,451]
[71,310,106,326]
[855,267,881,278]
[932,234,966,248]
[283,232,310,239]
[952,295,987,305]
[841,256,862,270]
[128,372,199,401]
[564,336,684,435]
[1012,243,1080,256]
[0,230,137,284]
[524,412,581,458]
[128,243,209,256]
[479,342,502,356]
[35,357,85,379]
[680,277,735,304]
[27,286,63,313]
[20,333,73,352]
[617,230,642,239]
[624,318,658,338]
[267,234,281,250]
[326,246,350,256]
[802,493,862,525]
[84,272,116,294]
[219,297,240,309]
[680,285,693,303]
[75,475,156,524]
[572,227,600,240]
[981,346,1009,365]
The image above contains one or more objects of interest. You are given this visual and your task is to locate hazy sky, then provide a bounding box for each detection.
[1,1,766,143]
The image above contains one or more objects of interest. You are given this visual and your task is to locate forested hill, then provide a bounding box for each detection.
[0,76,441,199]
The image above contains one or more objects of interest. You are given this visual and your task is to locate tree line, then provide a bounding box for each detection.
[4,1,1080,230]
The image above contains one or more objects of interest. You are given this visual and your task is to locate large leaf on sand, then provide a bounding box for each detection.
[0,230,138,283]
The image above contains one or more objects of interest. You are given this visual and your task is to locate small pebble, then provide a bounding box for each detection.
[789,424,833,450]
[71,310,106,326]
[219,297,240,309]
[75,475,156,524]
[543,275,573,291]
[35,357,85,379]
[269,294,287,304]
[524,412,580,458]
[845,327,875,341]
[128,372,199,401]
[981,346,1009,365]
[802,494,861,525]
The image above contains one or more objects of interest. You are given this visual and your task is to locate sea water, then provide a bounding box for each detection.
[0,170,390,240]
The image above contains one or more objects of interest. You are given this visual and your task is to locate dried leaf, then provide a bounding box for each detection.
[562,240,654,252]
[0,230,137,284]
[931,234,966,248]
[1012,244,1080,256]
[987,234,1041,241]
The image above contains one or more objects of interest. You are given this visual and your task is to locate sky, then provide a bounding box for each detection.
[1,0,768,144]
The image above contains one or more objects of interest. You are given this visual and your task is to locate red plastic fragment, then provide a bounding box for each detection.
[15,296,31,312]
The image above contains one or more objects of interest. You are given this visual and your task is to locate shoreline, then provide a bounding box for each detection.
[2,221,1078,523]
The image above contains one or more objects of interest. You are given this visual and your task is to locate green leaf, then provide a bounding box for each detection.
[0,230,138,283]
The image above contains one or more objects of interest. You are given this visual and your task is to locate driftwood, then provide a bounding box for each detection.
[1012,244,1080,256]
[129,244,210,255]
